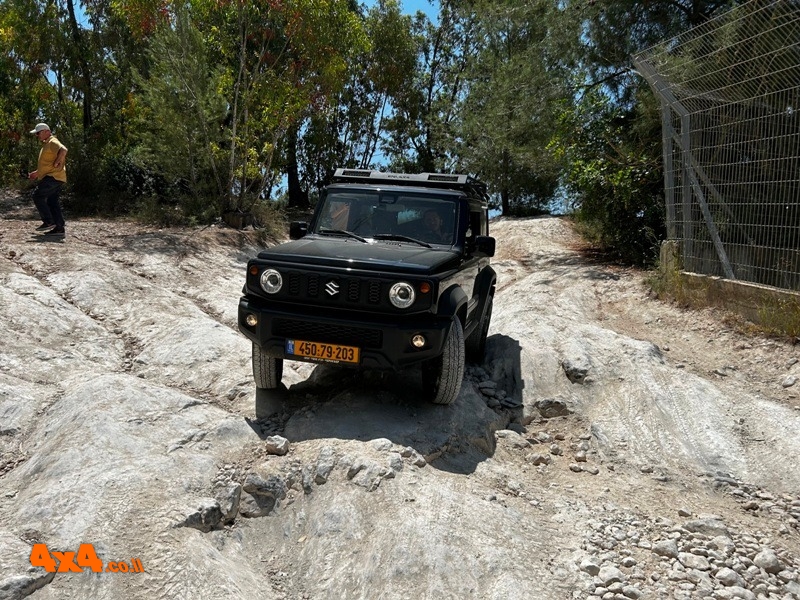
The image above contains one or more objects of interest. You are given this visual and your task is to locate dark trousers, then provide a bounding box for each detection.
[32,176,65,227]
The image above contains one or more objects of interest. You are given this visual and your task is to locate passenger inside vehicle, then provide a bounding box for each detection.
[419,208,452,244]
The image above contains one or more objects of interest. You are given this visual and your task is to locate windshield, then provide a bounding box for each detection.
[313,190,459,245]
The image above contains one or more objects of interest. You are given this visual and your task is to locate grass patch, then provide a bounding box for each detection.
[647,250,800,343]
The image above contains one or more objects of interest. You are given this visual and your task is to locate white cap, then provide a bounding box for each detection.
[30,123,50,134]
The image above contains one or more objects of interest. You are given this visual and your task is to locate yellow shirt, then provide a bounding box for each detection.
[37,135,68,183]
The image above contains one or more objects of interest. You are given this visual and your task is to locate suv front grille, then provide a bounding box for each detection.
[347,280,360,302]
[282,272,384,307]
[368,281,381,303]
[273,319,383,348]
[288,272,301,295]
[307,274,320,297]
[249,267,433,313]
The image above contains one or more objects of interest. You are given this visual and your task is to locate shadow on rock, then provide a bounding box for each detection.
[26,235,66,244]
[482,334,525,403]
[251,357,521,475]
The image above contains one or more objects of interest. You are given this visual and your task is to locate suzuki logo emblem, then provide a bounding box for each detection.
[325,281,340,296]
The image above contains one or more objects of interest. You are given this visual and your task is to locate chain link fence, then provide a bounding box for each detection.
[634,0,800,291]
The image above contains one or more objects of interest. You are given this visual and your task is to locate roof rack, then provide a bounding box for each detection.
[331,168,488,202]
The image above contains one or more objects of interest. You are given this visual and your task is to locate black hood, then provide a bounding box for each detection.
[256,236,459,274]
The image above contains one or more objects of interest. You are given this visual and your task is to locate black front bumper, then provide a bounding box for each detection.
[238,296,450,370]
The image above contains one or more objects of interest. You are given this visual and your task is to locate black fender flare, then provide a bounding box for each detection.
[437,265,496,333]
[437,284,469,327]
[473,266,497,321]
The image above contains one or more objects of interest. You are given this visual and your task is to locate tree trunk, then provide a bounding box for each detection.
[501,148,511,214]
[286,124,310,209]
[65,0,93,135]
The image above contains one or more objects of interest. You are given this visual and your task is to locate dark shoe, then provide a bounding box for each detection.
[43,226,65,237]
[35,222,55,231]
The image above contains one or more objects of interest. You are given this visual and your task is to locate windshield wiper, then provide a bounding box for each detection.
[372,234,431,248]
[318,228,368,243]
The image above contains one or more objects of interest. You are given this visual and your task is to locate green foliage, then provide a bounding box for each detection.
[0,0,69,182]
[130,5,227,212]
[0,0,743,261]
[448,0,578,214]
[383,2,475,174]
[554,84,665,265]
[546,0,737,265]
[299,0,415,191]
[250,197,289,243]
[137,0,370,213]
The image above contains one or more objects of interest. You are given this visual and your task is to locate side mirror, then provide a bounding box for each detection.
[475,235,495,257]
[289,221,308,240]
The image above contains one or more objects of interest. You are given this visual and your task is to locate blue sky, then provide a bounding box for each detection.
[399,0,438,16]
[365,0,439,20]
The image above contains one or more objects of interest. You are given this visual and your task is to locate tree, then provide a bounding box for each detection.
[128,0,367,214]
[381,1,475,174]
[297,0,417,194]
[0,0,79,181]
[130,5,227,214]
[554,85,665,264]
[0,0,162,201]
[262,0,368,209]
[451,0,577,213]
[552,0,734,263]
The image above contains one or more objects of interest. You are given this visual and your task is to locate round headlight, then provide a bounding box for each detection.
[389,282,416,309]
[260,268,283,294]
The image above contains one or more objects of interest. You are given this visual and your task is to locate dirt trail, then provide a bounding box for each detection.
[1,196,799,600]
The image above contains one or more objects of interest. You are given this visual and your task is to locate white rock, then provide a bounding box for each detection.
[597,566,625,586]
[678,552,710,571]
[753,549,783,574]
[265,435,289,455]
[580,557,601,576]
[652,539,679,559]
[715,567,745,587]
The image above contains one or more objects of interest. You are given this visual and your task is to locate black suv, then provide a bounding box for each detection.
[238,169,496,410]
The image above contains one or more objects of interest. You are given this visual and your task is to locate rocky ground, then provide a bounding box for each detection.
[0,190,799,600]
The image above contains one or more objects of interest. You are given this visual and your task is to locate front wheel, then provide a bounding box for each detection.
[252,343,283,389]
[422,317,465,405]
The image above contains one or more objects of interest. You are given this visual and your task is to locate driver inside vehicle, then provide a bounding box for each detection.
[421,208,451,243]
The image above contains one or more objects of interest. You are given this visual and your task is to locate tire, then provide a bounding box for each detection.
[422,317,465,405]
[465,294,493,363]
[252,343,283,389]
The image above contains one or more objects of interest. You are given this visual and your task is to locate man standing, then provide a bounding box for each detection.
[28,123,68,237]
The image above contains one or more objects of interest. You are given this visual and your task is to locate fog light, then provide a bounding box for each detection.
[245,314,258,327]
[411,334,426,348]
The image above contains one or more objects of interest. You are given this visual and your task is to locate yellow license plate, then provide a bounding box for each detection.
[286,339,360,364]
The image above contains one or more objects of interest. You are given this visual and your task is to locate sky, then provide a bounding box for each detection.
[399,0,438,16]
[365,0,439,20]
